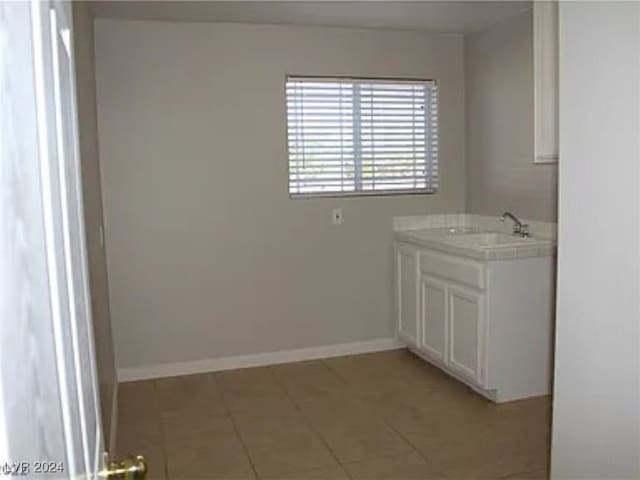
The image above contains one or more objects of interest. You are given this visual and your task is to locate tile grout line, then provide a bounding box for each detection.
[267,364,352,478]
[227,413,261,480]
[500,467,550,480]
[379,413,447,477]
[146,354,549,480]
[319,359,353,388]
[314,357,364,477]
[317,358,352,387]
[152,379,171,480]
[322,355,449,476]
[211,372,261,480]
[316,358,438,473]
[153,364,436,480]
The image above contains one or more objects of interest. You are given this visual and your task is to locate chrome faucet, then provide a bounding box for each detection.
[501,212,530,238]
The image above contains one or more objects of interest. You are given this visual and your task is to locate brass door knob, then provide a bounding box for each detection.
[101,455,147,479]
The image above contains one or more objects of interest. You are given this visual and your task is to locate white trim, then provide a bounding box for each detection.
[117,337,404,382]
[108,382,118,455]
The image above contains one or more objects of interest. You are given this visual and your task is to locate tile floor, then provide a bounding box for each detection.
[116,349,551,479]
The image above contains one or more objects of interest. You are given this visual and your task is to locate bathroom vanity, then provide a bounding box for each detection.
[394,214,556,403]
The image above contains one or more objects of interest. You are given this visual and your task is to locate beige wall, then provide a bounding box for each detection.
[465,10,558,222]
[94,19,466,370]
[72,4,116,443]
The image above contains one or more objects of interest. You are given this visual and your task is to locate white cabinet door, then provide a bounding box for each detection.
[419,274,447,365]
[395,244,419,347]
[447,285,485,385]
[534,0,559,163]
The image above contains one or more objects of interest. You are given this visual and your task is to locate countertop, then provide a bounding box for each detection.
[395,226,556,261]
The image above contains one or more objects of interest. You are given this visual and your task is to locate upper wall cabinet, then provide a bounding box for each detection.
[534,1,559,164]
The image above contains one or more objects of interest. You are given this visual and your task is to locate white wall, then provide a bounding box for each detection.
[551,2,640,478]
[94,20,466,371]
[465,9,557,222]
[72,3,116,444]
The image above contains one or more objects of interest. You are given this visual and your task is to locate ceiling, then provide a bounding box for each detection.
[90,1,532,34]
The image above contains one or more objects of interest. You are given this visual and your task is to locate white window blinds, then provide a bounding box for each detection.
[286,76,438,197]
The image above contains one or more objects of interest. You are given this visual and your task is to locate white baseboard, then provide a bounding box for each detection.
[108,381,118,454]
[117,337,404,382]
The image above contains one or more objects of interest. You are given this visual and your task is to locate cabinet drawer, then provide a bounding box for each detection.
[419,250,485,290]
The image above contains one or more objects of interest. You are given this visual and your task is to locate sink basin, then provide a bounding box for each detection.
[445,232,537,248]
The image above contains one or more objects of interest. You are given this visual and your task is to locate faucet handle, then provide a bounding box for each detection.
[519,224,530,238]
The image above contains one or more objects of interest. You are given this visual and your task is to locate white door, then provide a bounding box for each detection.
[419,274,447,365]
[447,285,485,385]
[0,1,123,477]
[395,244,419,347]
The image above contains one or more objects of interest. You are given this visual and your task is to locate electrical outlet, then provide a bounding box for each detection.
[332,208,343,225]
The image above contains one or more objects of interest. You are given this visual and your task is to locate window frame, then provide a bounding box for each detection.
[285,74,439,199]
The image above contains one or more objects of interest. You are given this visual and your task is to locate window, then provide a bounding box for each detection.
[286,76,438,197]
